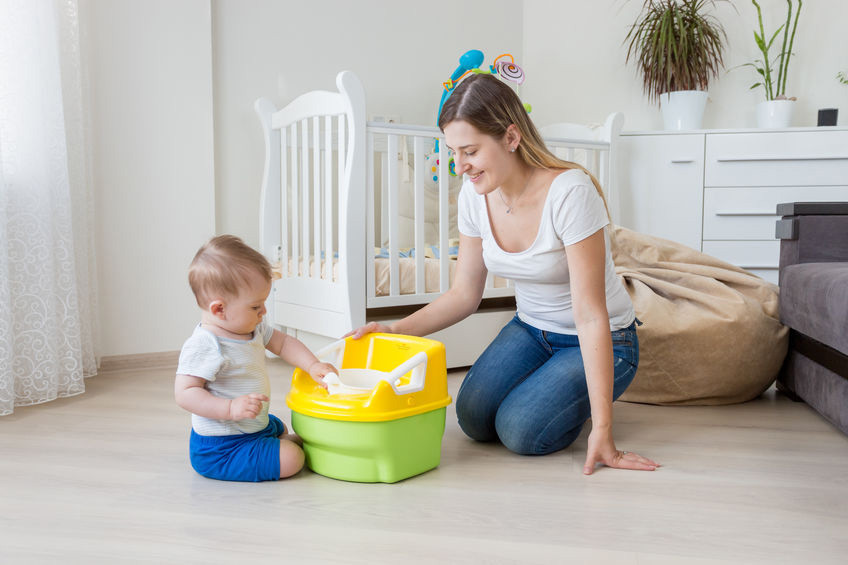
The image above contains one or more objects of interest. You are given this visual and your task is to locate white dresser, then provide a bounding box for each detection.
[618,127,848,284]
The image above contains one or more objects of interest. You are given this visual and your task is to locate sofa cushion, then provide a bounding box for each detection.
[780,262,848,354]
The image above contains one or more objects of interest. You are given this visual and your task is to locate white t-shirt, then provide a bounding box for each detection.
[457,169,635,334]
[176,320,275,436]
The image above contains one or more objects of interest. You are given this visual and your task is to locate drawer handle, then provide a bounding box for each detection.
[715,156,848,162]
[715,211,777,216]
[670,159,695,164]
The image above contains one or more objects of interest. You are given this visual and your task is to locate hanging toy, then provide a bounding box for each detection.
[434,50,531,162]
[492,54,526,85]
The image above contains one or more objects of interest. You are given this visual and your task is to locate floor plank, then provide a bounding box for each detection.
[1,359,846,564]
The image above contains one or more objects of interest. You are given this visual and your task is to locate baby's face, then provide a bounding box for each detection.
[223,272,272,335]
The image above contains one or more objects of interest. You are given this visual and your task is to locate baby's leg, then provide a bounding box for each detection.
[279,431,303,447]
[279,438,305,478]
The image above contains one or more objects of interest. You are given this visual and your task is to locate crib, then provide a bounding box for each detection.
[255,71,623,367]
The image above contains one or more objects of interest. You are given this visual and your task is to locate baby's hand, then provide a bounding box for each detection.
[228,393,268,420]
[307,362,338,389]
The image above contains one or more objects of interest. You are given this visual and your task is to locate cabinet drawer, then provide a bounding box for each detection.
[703,185,848,240]
[701,240,780,271]
[704,131,848,187]
[618,134,705,250]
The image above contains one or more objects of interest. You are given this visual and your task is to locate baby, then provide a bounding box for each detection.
[175,234,335,482]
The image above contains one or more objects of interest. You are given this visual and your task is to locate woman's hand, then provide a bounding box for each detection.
[342,321,394,340]
[583,426,660,475]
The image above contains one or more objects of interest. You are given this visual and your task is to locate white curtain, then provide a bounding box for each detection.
[0,0,98,416]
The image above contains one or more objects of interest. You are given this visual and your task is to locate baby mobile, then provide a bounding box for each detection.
[428,49,530,182]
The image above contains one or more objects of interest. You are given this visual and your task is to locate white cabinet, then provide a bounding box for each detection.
[617,133,705,251]
[619,128,848,284]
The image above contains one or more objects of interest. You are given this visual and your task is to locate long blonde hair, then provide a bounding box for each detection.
[438,73,611,220]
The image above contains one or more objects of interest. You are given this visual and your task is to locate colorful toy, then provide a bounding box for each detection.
[434,49,530,160]
[287,333,451,483]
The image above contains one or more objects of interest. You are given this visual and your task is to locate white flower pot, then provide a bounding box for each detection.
[659,91,708,131]
[756,100,795,128]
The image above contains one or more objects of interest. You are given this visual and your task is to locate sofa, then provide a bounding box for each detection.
[775,202,848,435]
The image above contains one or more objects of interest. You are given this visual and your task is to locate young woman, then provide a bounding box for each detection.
[348,74,658,475]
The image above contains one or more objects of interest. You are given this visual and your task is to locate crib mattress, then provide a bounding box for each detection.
[274,257,508,296]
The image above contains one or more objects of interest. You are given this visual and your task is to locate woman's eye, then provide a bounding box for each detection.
[465,151,476,157]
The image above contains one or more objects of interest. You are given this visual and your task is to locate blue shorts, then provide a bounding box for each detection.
[189,414,287,482]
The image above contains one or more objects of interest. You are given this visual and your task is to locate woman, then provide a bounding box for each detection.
[348,74,658,474]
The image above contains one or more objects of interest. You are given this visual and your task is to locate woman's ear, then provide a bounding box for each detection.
[504,124,521,152]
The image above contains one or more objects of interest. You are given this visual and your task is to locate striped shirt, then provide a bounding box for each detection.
[176,320,275,436]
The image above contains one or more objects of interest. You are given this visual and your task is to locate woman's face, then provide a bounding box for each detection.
[443,120,517,195]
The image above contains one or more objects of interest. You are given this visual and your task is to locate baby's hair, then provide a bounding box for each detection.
[188,235,272,308]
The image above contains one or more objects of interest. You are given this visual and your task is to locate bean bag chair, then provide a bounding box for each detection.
[611,227,788,405]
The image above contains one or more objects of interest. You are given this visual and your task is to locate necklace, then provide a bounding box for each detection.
[498,170,535,214]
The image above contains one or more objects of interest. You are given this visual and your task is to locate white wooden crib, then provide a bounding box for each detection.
[255,71,623,368]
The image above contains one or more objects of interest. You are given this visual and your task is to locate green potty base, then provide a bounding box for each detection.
[291,408,446,483]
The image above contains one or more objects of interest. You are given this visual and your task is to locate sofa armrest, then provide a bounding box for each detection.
[777,202,848,274]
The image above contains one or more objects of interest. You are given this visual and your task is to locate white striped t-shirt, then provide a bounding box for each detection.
[176,320,275,436]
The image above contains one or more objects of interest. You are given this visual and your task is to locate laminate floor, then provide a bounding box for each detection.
[1,359,847,564]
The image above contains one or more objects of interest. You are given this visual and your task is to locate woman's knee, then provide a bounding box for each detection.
[496,415,584,456]
[279,439,305,478]
[455,387,498,442]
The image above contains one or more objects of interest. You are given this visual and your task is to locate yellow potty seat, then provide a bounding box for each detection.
[287,333,451,483]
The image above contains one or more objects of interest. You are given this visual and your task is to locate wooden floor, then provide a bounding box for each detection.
[1,359,847,564]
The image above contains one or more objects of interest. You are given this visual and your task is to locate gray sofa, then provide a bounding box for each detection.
[776,202,848,435]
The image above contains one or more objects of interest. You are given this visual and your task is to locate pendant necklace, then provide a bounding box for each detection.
[498,169,535,214]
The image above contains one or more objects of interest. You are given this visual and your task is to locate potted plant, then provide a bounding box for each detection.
[746,0,802,128]
[625,0,729,130]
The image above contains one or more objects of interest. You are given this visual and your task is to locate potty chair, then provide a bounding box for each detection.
[286,333,451,483]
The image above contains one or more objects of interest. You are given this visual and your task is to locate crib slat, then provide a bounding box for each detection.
[413,136,425,294]
[438,141,449,292]
[324,115,333,281]
[338,115,345,281]
[301,119,310,277]
[280,126,288,277]
[387,134,399,297]
[590,149,600,185]
[313,115,321,278]
[366,130,376,299]
[291,122,299,276]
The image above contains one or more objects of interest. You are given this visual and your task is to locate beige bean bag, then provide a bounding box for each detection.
[611,227,788,405]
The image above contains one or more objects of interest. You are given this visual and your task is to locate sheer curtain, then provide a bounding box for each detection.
[0,0,98,416]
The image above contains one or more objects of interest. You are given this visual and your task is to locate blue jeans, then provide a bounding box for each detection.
[455,315,639,455]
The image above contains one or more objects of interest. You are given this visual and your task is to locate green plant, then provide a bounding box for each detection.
[624,0,729,104]
[838,71,848,85]
[747,0,802,100]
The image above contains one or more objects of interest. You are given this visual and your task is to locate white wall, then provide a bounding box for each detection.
[81,0,215,356]
[83,0,848,357]
[212,0,523,244]
[523,0,848,132]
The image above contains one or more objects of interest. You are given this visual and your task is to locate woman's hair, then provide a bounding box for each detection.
[438,73,610,218]
[188,235,272,307]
